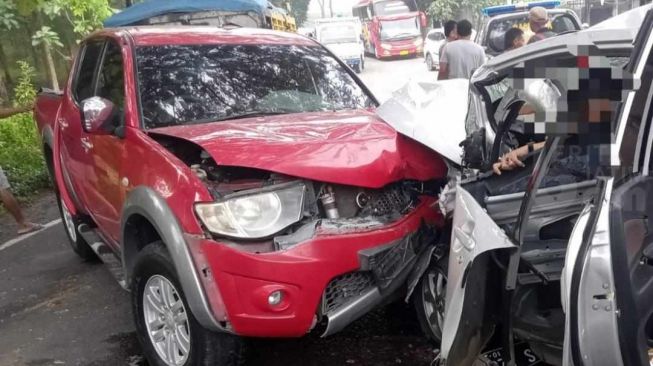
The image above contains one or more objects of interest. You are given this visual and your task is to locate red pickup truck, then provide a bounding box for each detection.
[34,26,447,366]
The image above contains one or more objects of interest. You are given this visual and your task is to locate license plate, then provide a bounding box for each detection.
[477,343,542,366]
[399,50,409,56]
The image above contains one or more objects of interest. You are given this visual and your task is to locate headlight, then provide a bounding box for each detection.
[381,43,392,50]
[195,182,305,239]
[413,38,423,46]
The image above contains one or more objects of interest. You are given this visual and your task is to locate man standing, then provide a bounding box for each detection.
[438,20,458,58]
[438,19,485,80]
[527,6,555,44]
[0,166,42,235]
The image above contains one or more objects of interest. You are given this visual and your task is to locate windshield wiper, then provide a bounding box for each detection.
[212,110,295,123]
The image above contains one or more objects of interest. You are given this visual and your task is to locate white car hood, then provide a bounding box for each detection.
[325,42,361,59]
[376,79,469,165]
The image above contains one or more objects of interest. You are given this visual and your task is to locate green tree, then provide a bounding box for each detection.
[31,26,63,91]
[272,0,311,26]
[428,0,503,24]
[0,0,20,102]
[13,60,37,107]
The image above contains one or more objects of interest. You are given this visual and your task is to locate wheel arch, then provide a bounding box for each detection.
[121,186,227,333]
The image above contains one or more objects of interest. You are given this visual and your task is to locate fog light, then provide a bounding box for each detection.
[268,290,283,306]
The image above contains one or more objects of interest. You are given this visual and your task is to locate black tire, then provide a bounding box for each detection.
[426,54,435,71]
[412,255,448,344]
[56,195,97,261]
[354,63,362,73]
[361,56,365,71]
[132,242,246,366]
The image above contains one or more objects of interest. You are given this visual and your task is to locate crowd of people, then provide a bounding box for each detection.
[438,6,556,81]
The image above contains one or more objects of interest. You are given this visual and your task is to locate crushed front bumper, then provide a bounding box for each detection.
[188,198,442,338]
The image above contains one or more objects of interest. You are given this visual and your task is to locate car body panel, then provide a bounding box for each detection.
[439,186,517,365]
[148,110,448,188]
[376,79,468,165]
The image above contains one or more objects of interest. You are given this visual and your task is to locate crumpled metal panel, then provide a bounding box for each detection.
[149,110,447,188]
[376,79,469,166]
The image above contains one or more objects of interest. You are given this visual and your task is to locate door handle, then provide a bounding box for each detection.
[81,137,93,151]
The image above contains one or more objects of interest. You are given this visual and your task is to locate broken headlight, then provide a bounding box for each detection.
[195,182,306,239]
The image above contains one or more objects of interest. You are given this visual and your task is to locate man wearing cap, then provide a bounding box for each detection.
[528,6,556,44]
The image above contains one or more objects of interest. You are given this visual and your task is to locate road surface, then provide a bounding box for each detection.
[0,55,439,366]
[359,55,436,103]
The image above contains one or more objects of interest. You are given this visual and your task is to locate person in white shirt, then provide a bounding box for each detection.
[438,19,485,80]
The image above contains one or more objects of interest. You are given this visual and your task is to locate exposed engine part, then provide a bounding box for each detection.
[190,164,208,181]
[355,192,370,208]
[320,186,340,219]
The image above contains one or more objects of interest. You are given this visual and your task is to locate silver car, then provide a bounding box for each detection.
[432,5,653,366]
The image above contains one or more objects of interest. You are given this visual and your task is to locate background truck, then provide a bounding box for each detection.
[352,0,427,59]
[314,17,366,73]
[104,0,297,32]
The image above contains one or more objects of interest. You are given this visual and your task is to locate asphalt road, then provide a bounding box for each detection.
[0,56,439,366]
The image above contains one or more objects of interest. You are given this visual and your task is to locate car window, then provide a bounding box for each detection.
[95,41,125,110]
[74,41,104,103]
[428,32,444,41]
[484,13,579,54]
[136,44,375,129]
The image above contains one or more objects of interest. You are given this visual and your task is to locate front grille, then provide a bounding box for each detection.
[361,186,413,216]
[322,271,375,314]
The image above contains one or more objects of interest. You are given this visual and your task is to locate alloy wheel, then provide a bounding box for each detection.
[422,266,447,338]
[143,275,191,366]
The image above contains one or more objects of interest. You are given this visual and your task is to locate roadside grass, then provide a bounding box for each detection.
[0,113,50,199]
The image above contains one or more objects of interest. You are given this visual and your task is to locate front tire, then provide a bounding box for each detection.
[412,255,448,344]
[57,197,96,261]
[426,54,435,71]
[132,242,245,366]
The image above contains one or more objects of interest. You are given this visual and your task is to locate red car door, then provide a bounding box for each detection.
[79,39,128,245]
[58,40,105,213]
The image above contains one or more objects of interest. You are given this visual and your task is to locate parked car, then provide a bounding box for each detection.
[314,17,366,73]
[476,0,582,56]
[33,26,450,366]
[379,4,653,365]
[424,28,445,71]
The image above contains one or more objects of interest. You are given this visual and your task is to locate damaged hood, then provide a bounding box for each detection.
[376,79,469,166]
[149,110,446,188]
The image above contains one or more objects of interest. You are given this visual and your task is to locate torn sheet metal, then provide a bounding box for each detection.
[376,79,469,166]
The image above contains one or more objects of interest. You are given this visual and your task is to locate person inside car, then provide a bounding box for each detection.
[504,27,526,51]
[528,6,556,44]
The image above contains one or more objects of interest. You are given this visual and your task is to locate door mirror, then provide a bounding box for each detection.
[581,22,589,29]
[81,96,116,135]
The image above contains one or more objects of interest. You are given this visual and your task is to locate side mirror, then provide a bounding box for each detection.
[81,96,117,135]
[582,23,589,29]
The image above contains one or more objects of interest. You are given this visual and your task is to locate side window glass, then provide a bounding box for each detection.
[74,41,104,102]
[620,51,653,170]
[96,41,125,110]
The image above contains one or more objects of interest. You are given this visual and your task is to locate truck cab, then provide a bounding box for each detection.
[314,17,366,73]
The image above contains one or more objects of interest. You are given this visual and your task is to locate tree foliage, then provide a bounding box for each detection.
[0,0,19,30]
[272,0,311,26]
[428,0,503,24]
[13,60,36,107]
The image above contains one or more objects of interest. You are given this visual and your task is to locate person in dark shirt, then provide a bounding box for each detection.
[504,27,526,51]
[527,7,556,44]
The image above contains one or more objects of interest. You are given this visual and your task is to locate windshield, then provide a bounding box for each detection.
[484,13,579,54]
[380,17,420,41]
[373,0,414,16]
[319,24,358,44]
[136,45,374,129]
